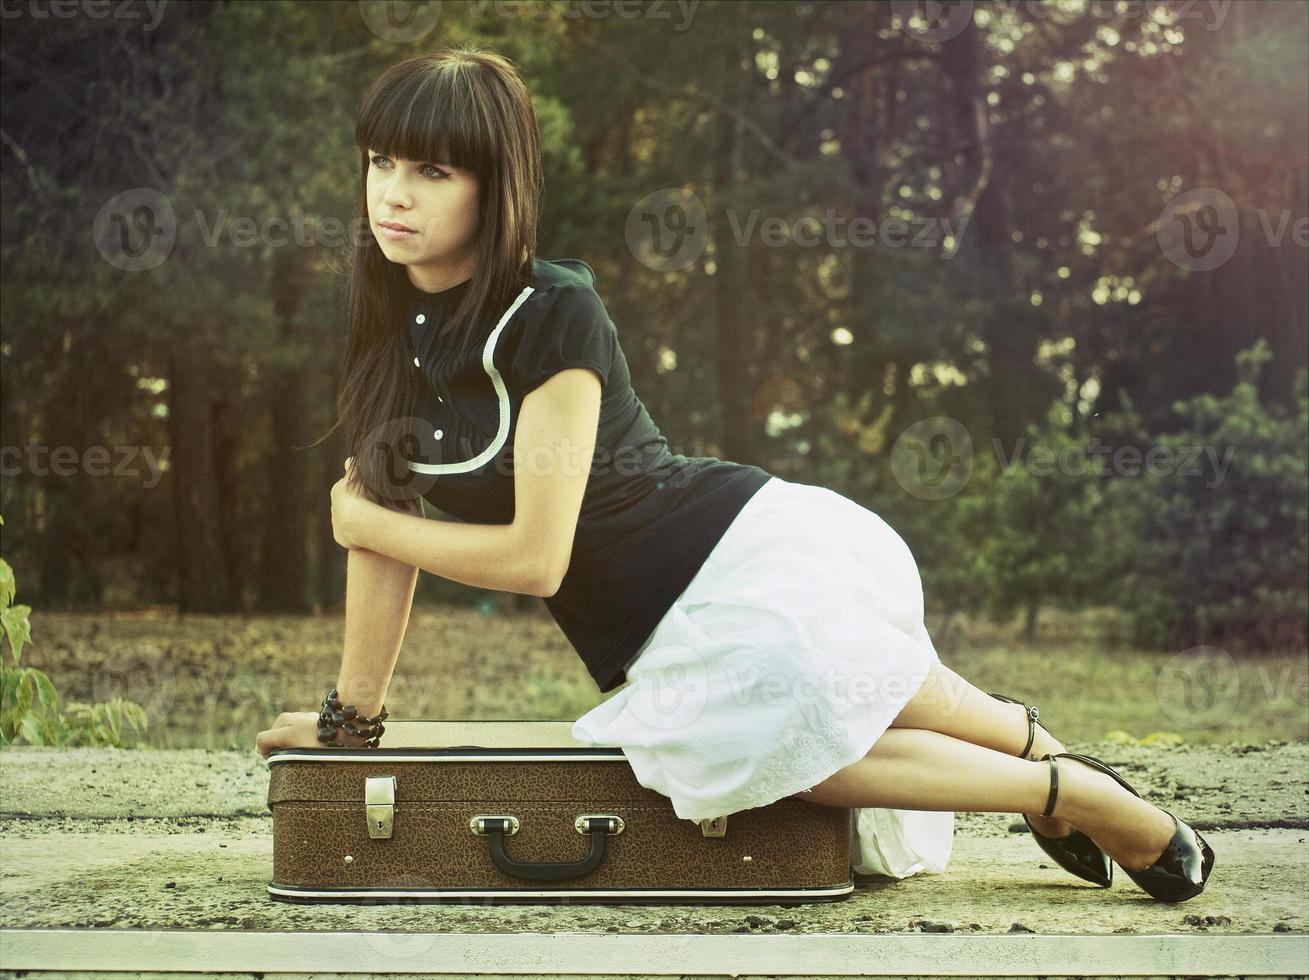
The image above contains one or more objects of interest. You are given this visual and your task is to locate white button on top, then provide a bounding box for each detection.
[415,313,426,325]
[413,356,420,367]
[434,429,443,440]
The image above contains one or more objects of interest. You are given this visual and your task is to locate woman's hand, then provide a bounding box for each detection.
[331,456,424,550]
[330,456,377,550]
[255,710,374,759]
[255,711,322,759]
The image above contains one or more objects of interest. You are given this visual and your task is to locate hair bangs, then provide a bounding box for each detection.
[355,63,497,177]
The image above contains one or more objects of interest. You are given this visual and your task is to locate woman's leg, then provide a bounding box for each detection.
[797,727,1181,874]
[885,658,1074,837]
[334,545,420,716]
[888,660,1060,758]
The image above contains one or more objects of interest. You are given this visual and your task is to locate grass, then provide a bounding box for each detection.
[11,604,1306,751]
[936,606,1307,748]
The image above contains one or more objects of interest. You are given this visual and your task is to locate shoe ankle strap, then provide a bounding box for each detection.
[1020,704,1039,759]
[988,693,1040,759]
[1042,755,1060,818]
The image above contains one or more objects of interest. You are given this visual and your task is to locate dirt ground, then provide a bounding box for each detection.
[3,608,1305,980]
[0,739,1304,937]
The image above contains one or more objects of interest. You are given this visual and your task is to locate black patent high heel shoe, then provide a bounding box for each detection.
[988,693,1113,888]
[1040,751,1217,903]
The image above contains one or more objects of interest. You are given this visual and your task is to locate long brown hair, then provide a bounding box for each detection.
[329,45,542,508]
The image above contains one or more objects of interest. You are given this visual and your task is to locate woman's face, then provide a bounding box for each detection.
[366,149,480,287]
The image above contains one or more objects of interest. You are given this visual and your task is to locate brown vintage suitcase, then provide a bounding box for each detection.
[266,720,855,905]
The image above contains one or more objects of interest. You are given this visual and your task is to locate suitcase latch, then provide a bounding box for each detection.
[365,776,396,839]
[699,815,728,837]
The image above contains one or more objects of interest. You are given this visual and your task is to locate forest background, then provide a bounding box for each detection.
[0,0,1304,747]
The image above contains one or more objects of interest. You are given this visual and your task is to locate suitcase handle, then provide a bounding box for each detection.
[471,814,622,882]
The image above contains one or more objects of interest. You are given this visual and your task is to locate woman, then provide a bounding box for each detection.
[255,45,1214,903]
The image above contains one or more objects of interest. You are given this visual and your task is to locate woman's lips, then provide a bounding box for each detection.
[379,221,418,241]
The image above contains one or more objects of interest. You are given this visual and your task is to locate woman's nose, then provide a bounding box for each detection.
[382,177,412,208]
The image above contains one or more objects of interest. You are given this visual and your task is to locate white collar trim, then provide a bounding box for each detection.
[407,285,535,475]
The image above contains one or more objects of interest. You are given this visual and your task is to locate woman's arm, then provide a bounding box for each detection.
[344,501,553,597]
[334,543,419,717]
[334,364,603,599]
[254,541,417,758]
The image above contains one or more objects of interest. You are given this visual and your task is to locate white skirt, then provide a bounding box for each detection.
[571,476,954,879]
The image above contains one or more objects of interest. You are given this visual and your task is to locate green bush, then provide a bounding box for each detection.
[1098,341,1308,650]
[0,514,150,747]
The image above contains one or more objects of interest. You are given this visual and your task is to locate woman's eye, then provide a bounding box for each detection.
[369,154,447,180]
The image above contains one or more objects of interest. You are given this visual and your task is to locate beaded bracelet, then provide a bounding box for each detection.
[317,686,388,748]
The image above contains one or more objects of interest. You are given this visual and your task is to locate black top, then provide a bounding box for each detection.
[401,258,773,692]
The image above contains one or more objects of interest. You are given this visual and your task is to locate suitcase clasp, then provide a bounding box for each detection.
[470,815,520,836]
[365,776,396,839]
[699,815,728,837]
[574,814,624,835]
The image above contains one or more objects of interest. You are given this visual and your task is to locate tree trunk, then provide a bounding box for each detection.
[1024,598,1039,638]
[167,337,230,612]
[256,245,312,612]
[709,3,757,466]
[314,422,348,612]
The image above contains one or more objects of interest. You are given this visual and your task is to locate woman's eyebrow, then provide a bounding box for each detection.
[369,150,454,167]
